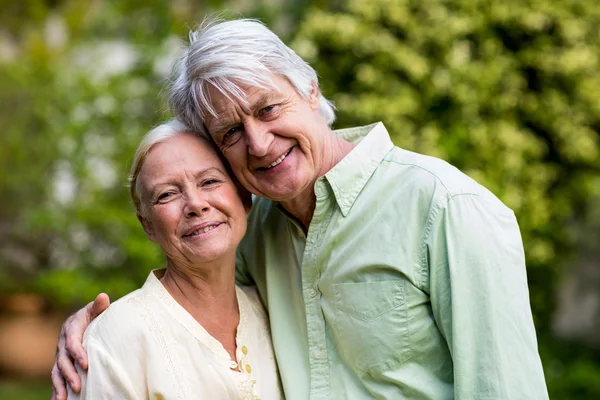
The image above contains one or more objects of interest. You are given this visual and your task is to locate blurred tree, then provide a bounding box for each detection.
[290,0,600,397]
[0,0,182,303]
[0,0,306,305]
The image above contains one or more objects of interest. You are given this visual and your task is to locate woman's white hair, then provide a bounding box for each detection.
[167,18,336,137]
[128,119,190,215]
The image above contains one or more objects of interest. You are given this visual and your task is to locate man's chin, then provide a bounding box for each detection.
[242,174,314,202]
[257,185,313,203]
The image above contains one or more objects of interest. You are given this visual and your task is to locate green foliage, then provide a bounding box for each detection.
[0,0,304,304]
[0,1,172,304]
[0,379,50,400]
[0,0,224,304]
[291,0,600,396]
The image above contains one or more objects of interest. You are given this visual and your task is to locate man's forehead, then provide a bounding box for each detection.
[207,83,278,115]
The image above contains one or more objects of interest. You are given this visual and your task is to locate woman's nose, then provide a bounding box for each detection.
[184,191,210,217]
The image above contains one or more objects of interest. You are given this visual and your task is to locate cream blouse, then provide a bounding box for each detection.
[70,270,283,399]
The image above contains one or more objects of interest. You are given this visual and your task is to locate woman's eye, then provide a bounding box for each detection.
[203,179,219,186]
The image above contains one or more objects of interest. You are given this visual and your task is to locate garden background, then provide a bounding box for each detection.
[1,0,599,398]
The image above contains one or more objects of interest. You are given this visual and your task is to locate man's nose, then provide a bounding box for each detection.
[245,120,272,157]
[184,190,210,217]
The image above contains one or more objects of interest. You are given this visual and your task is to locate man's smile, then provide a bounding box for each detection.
[256,147,293,171]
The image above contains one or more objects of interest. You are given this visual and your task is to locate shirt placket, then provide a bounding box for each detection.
[303,179,333,399]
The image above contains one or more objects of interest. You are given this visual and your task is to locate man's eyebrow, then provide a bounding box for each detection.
[210,119,236,134]
[210,93,276,133]
[249,93,274,110]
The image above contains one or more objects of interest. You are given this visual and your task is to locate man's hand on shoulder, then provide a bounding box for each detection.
[51,293,110,400]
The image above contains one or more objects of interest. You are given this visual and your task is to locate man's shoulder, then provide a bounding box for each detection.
[381,146,490,198]
[376,146,512,218]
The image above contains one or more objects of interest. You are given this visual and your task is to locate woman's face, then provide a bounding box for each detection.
[136,133,249,267]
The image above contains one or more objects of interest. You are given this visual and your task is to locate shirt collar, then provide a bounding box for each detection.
[324,122,394,216]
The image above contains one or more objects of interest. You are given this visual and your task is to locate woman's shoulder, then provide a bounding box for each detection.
[237,285,263,309]
[83,287,154,349]
[236,285,269,326]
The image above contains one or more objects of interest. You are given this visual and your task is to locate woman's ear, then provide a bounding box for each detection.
[137,211,157,242]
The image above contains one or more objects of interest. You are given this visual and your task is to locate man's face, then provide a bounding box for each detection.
[204,75,329,202]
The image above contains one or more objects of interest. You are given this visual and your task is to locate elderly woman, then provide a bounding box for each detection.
[68,120,282,399]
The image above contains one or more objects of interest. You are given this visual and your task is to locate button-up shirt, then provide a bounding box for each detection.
[236,122,548,399]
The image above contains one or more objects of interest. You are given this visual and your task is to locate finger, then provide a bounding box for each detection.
[65,324,88,371]
[90,293,110,319]
[64,294,110,371]
[56,349,82,392]
[64,305,92,370]
[51,364,68,400]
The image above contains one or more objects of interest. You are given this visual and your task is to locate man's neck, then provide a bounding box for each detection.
[279,134,355,233]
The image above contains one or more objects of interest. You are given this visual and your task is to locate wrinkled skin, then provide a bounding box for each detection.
[51,294,110,400]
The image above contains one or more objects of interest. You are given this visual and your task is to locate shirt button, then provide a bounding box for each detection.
[308,289,317,298]
[314,350,323,359]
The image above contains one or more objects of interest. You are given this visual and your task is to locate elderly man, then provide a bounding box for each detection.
[52,18,548,399]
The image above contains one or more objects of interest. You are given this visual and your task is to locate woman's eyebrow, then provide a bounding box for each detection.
[196,167,227,178]
[148,167,227,193]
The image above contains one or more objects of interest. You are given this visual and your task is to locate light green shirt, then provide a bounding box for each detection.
[236,122,548,399]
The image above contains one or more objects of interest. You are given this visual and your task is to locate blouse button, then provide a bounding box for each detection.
[241,345,248,355]
[245,364,252,373]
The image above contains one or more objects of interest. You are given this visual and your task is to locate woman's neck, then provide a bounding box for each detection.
[160,256,240,364]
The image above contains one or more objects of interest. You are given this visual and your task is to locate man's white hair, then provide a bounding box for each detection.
[168,18,336,137]
[128,119,190,215]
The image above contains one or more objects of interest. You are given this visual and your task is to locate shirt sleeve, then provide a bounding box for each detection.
[427,193,548,399]
[71,336,141,400]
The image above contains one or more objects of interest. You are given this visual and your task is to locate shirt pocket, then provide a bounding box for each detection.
[331,280,411,376]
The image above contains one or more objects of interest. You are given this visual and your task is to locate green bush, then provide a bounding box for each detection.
[0,1,303,304]
[0,0,204,303]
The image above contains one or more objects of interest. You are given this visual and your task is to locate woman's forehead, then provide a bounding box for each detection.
[141,134,224,178]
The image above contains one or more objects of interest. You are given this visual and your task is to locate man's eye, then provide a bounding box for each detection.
[157,192,174,202]
[260,105,274,115]
[224,126,242,138]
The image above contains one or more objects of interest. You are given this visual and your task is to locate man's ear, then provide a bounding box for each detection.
[309,81,320,111]
[137,211,157,243]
